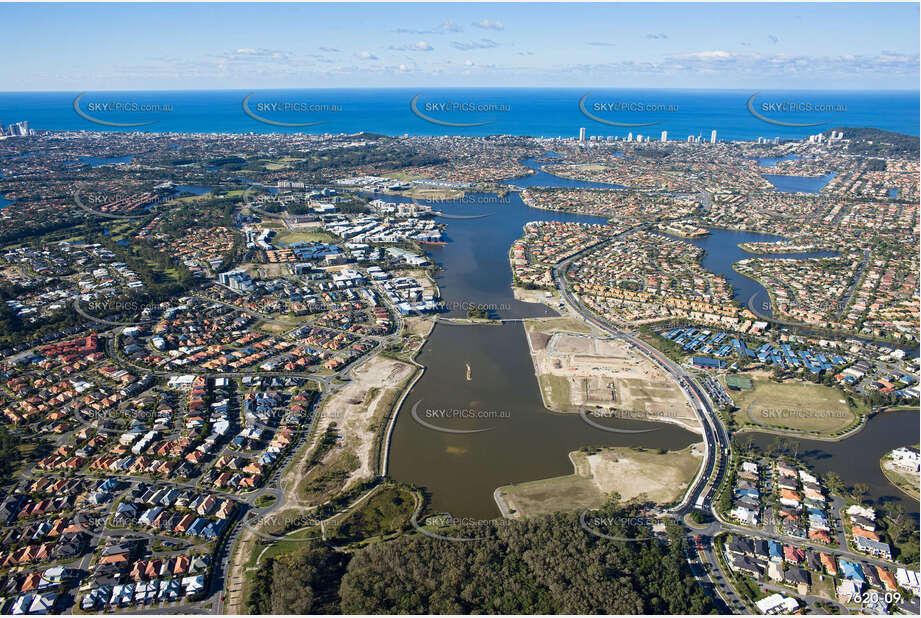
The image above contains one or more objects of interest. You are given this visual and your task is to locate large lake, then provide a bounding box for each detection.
[387,321,701,519]
[381,185,701,518]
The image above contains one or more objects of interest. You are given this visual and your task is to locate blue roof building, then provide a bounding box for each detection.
[768,540,783,560]
[839,559,864,582]
[692,356,726,369]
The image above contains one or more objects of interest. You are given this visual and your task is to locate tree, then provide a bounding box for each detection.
[823,471,845,497]
[884,503,907,540]
[740,436,754,457]
[0,426,18,483]
[339,509,716,615]
[248,544,349,614]
[850,482,870,504]
[788,440,801,462]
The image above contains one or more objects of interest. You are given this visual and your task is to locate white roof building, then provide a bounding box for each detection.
[896,568,921,594]
[846,504,876,520]
[730,506,759,526]
[755,593,798,615]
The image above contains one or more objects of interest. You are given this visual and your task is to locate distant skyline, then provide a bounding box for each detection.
[2,2,919,91]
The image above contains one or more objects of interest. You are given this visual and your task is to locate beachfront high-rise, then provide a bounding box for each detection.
[710,129,717,144]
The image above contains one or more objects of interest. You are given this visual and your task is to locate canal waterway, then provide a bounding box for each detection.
[502,157,627,190]
[371,190,608,319]
[743,409,920,517]
[385,162,895,520]
[762,172,836,193]
[675,228,839,319]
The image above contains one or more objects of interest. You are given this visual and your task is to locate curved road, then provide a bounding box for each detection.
[552,245,731,515]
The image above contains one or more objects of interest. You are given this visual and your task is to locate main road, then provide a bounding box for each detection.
[552,243,731,515]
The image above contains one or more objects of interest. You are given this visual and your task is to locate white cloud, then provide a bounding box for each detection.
[216,48,292,63]
[452,38,499,51]
[681,50,733,61]
[394,20,463,35]
[472,19,504,31]
[389,40,434,52]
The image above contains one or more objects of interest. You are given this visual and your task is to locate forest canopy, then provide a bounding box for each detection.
[250,508,717,615]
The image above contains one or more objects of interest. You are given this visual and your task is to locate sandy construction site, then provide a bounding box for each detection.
[496,444,704,519]
[317,356,417,485]
[527,329,700,431]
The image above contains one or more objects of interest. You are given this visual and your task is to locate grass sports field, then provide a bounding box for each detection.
[729,377,860,435]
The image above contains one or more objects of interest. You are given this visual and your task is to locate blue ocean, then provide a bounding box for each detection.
[0,89,917,140]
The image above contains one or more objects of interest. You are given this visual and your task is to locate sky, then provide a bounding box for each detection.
[1,2,918,91]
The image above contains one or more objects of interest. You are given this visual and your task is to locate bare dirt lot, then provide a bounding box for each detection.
[496,444,703,518]
[316,356,416,486]
[527,329,699,430]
